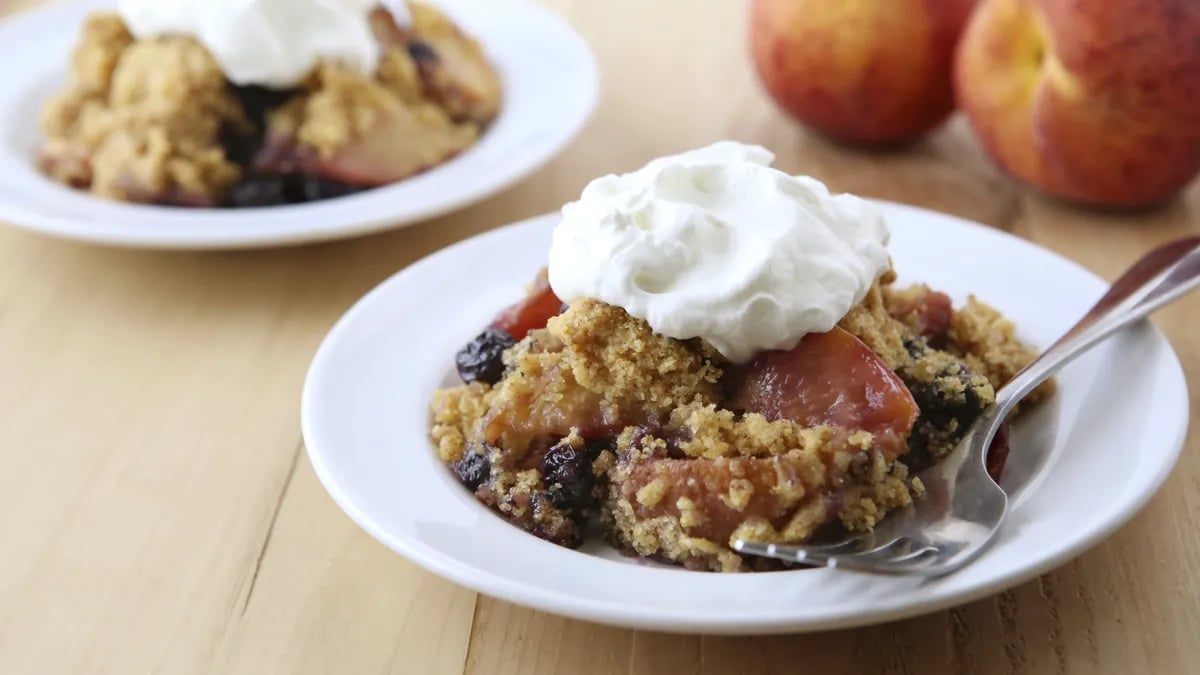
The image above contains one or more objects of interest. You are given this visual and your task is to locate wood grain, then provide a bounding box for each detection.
[0,1,1196,673]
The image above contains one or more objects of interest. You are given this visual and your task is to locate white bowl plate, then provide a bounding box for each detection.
[0,0,597,249]
[302,203,1189,634]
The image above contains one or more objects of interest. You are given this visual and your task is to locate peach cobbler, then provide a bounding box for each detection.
[39,1,500,207]
[430,143,1050,572]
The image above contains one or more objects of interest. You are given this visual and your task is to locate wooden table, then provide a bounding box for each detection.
[2,1,1198,673]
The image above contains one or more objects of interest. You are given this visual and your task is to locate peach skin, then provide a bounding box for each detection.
[955,0,1200,208]
[750,0,976,147]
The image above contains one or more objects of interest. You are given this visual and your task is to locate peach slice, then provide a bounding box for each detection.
[729,327,919,459]
[490,270,564,341]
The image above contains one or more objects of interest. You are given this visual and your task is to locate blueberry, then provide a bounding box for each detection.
[220,130,260,168]
[230,84,296,127]
[541,442,594,509]
[546,486,575,510]
[406,39,438,64]
[452,447,491,490]
[227,175,289,207]
[301,177,360,202]
[455,328,515,385]
[907,369,988,429]
[222,85,296,168]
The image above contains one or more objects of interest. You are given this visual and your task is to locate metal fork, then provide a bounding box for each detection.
[734,236,1200,576]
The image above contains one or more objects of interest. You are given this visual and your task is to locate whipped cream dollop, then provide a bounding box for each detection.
[117,0,411,88]
[547,141,891,363]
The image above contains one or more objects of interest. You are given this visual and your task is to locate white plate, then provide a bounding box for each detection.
[0,0,597,249]
[301,204,1189,634]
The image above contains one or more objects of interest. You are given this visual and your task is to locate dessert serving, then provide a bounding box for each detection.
[38,0,501,207]
[430,142,1051,572]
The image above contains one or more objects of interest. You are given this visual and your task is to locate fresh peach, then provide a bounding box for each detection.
[749,0,977,146]
[955,0,1200,208]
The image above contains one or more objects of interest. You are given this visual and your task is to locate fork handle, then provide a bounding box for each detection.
[994,236,1200,416]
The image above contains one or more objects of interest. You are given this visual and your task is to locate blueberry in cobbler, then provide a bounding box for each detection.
[452,444,492,492]
[455,328,515,385]
[542,441,597,512]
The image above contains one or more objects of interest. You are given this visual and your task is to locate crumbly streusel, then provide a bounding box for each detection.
[949,296,1054,406]
[41,17,246,204]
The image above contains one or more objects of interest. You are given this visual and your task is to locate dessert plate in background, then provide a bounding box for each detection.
[301,203,1188,634]
[0,0,598,249]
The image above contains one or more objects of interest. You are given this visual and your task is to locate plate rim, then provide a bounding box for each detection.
[0,0,599,250]
[300,202,1191,633]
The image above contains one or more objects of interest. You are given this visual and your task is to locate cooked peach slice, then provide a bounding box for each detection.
[729,327,919,459]
[255,106,476,188]
[886,284,954,344]
[490,270,563,340]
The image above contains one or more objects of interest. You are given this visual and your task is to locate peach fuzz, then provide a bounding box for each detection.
[750,0,977,147]
[955,0,1200,208]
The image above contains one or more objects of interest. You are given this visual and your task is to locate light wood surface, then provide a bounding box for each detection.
[1,1,1198,673]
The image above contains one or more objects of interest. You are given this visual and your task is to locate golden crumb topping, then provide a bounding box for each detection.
[838,282,911,370]
[545,299,724,413]
[407,3,502,122]
[949,296,1053,405]
[41,16,244,203]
